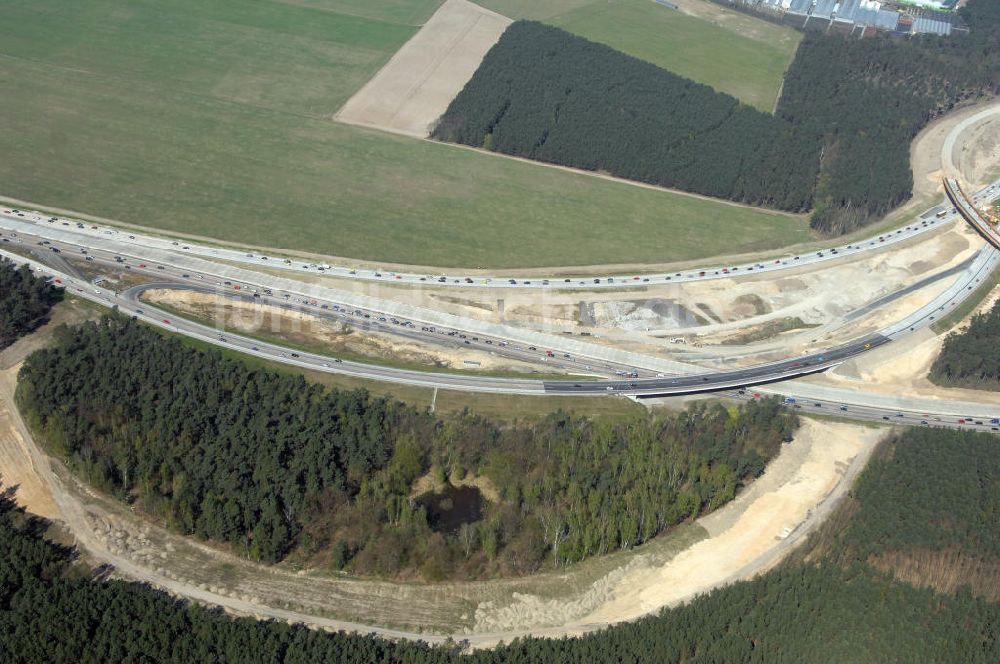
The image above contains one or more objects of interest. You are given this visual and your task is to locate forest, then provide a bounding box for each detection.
[15,314,795,578]
[848,429,998,561]
[435,0,1000,234]
[0,257,62,350]
[433,21,818,212]
[778,0,1000,234]
[1,425,996,662]
[929,298,1000,389]
[800,427,1000,599]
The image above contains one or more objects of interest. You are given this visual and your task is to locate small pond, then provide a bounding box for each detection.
[415,485,483,533]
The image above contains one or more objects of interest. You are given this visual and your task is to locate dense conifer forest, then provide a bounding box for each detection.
[845,429,998,563]
[1,427,996,663]
[796,427,1000,600]
[0,257,62,350]
[929,299,1000,389]
[435,0,1000,235]
[780,0,1000,234]
[16,314,794,578]
[434,21,818,212]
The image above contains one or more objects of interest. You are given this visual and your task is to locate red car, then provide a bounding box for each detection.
[163,319,170,325]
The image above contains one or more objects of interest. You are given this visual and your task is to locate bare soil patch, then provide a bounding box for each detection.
[335,0,511,137]
[954,113,1000,187]
[142,289,549,374]
[669,0,796,47]
[0,300,100,519]
[0,366,57,519]
[825,285,1000,407]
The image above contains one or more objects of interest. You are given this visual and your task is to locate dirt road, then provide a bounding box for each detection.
[0,343,883,642]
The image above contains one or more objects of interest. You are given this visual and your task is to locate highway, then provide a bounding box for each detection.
[2,179,999,431]
[121,281,625,381]
[3,172,999,290]
[722,390,998,431]
[3,248,999,432]
[0,223,967,393]
[945,177,1000,248]
[4,234,871,391]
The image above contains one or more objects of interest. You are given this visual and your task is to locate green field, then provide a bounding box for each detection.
[474,0,601,20]
[286,0,444,25]
[478,0,800,111]
[0,0,811,269]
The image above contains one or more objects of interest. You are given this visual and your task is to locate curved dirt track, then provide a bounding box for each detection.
[3,48,1000,649]
[0,333,882,645]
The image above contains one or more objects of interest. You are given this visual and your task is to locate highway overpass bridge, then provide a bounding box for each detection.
[945,177,1000,248]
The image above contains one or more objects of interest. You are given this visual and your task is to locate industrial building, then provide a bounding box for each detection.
[723,0,960,37]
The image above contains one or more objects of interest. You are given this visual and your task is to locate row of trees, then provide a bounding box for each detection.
[0,257,63,349]
[16,314,795,579]
[433,21,819,212]
[929,299,1000,389]
[2,472,996,663]
[435,0,1000,234]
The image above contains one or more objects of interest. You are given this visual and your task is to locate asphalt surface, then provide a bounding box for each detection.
[946,178,1000,249]
[0,229,956,393]
[3,173,999,290]
[843,255,974,322]
[2,179,1000,430]
[544,333,888,395]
